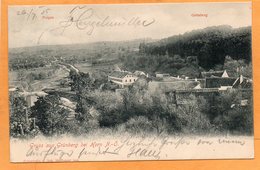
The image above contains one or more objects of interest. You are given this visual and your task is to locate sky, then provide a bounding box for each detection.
[8,2,252,48]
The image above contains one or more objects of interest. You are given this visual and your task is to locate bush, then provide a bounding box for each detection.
[209,90,253,134]
[175,95,213,134]
[123,116,155,134]
[98,109,125,127]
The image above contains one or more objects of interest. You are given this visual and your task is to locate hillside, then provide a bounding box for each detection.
[9,38,156,58]
[9,25,251,77]
[8,38,156,70]
[140,25,251,69]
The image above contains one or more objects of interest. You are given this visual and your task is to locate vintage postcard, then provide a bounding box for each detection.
[8,2,253,162]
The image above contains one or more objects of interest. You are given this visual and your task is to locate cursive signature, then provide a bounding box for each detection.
[26,146,74,161]
[36,5,156,44]
[78,146,119,159]
[52,6,155,35]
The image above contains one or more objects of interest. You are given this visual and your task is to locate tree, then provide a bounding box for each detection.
[142,26,251,70]
[9,92,40,137]
[10,92,29,137]
[69,71,95,93]
[17,70,26,82]
[89,90,124,127]
[175,95,212,134]
[31,94,71,136]
[223,56,252,77]
[71,72,96,123]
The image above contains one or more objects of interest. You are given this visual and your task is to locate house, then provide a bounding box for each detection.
[205,77,237,88]
[232,75,252,89]
[108,71,138,88]
[134,70,148,77]
[156,73,170,78]
[201,70,229,78]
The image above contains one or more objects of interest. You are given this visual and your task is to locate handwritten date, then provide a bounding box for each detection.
[16,6,51,21]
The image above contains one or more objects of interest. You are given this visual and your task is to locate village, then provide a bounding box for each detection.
[8,43,254,138]
[108,66,252,105]
[10,62,252,119]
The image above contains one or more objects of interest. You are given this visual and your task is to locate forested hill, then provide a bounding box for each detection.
[140,25,251,69]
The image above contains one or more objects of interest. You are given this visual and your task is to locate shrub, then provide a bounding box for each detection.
[210,90,253,134]
[123,116,155,134]
[175,95,213,134]
[98,109,125,127]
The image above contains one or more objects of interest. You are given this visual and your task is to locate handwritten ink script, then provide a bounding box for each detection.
[52,6,156,35]
[10,135,252,162]
[16,6,52,22]
[14,5,156,44]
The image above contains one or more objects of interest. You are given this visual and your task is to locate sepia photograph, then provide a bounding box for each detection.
[8,2,253,162]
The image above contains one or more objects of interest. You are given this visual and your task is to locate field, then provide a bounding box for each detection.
[8,65,69,91]
[75,60,120,73]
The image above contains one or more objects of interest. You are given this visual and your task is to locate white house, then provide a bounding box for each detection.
[108,71,138,88]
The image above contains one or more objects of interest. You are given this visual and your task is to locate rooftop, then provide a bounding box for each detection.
[201,70,226,78]
[109,71,132,78]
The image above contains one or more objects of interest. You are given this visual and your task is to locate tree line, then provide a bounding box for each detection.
[139,25,251,70]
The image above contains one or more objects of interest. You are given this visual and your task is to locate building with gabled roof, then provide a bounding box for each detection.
[108,71,138,88]
[205,77,236,88]
[134,70,148,77]
[201,70,229,78]
[233,75,252,89]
